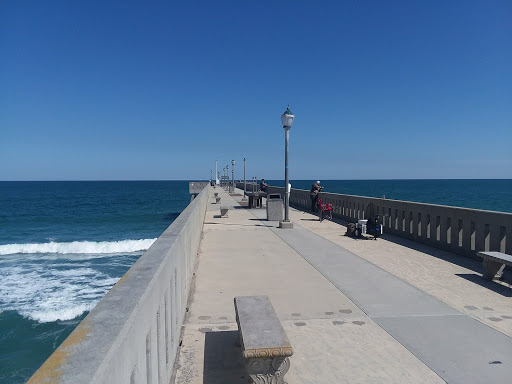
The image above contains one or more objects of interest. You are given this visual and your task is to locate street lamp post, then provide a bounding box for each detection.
[243,158,246,199]
[279,106,295,229]
[231,160,235,193]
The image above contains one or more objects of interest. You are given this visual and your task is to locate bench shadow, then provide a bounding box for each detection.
[381,234,486,273]
[203,331,247,384]
[455,274,512,297]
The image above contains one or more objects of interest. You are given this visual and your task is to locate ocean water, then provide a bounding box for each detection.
[1,179,510,383]
[0,181,191,384]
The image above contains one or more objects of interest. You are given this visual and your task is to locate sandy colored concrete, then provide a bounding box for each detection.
[290,208,512,337]
[174,187,452,383]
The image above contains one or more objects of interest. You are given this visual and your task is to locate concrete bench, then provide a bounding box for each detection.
[214,192,221,203]
[234,296,293,384]
[220,206,229,217]
[478,251,512,280]
[246,191,266,208]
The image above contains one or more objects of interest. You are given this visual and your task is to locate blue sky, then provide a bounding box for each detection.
[1,0,511,181]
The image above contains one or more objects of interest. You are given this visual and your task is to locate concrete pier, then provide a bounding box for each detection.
[175,187,512,384]
[28,184,512,384]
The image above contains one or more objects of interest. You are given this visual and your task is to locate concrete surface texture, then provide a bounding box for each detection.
[174,187,512,384]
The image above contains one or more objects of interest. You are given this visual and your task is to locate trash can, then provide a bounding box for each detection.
[266,196,283,221]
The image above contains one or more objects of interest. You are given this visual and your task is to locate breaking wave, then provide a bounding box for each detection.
[0,238,157,255]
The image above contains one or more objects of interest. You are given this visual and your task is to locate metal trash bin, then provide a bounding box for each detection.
[266,196,283,221]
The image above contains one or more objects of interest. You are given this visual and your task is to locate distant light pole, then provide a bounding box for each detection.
[279,105,295,229]
[243,158,247,199]
[231,160,235,193]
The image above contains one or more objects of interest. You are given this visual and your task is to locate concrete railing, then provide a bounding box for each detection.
[236,183,512,258]
[28,185,210,384]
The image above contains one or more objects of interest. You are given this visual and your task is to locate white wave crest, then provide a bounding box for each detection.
[0,239,157,255]
[26,303,96,323]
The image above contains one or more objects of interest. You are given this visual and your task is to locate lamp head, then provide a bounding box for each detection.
[281,105,295,129]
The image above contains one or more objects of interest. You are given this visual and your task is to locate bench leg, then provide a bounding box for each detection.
[246,357,290,384]
[482,259,505,280]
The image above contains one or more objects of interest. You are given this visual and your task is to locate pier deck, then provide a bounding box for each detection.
[174,188,512,384]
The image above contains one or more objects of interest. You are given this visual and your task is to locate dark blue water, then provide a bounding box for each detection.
[0,181,191,384]
[264,179,512,213]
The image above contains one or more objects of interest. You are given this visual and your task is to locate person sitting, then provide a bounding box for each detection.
[260,179,269,192]
[310,180,323,212]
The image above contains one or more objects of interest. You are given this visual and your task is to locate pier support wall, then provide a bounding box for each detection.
[28,186,210,384]
[237,183,512,259]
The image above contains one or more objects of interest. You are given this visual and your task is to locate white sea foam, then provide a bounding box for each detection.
[0,264,124,323]
[28,303,96,322]
[0,238,157,256]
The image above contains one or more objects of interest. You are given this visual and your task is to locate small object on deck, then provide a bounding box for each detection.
[267,197,284,221]
[345,222,356,236]
[234,296,293,384]
[246,191,266,208]
[478,251,512,280]
[220,206,229,217]
[317,197,333,222]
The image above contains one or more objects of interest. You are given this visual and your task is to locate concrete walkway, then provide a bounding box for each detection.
[174,187,512,384]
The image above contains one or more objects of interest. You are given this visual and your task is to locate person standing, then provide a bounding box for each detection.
[260,179,269,192]
[310,180,323,212]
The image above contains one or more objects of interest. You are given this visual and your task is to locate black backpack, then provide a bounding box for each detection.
[366,215,381,237]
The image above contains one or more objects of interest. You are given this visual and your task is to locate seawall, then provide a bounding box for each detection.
[27,185,210,384]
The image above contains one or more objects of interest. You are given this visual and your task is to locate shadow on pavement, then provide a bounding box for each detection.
[203,331,247,384]
[204,222,268,227]
[383,235,485,273]
[456,274,512,297]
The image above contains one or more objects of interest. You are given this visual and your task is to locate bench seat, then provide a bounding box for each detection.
[477,251,512,280]
[234,296,293,384]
